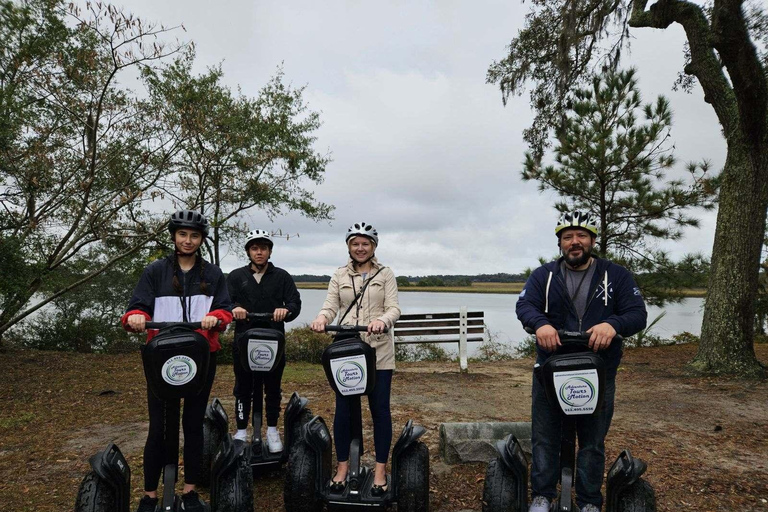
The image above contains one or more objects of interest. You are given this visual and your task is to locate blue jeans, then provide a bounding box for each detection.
[530,363,617,509]
[334,369,393,464]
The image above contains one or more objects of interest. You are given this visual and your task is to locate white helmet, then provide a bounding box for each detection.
[244,229,273,250]
[555,211,599,237]
[346,222,378,245]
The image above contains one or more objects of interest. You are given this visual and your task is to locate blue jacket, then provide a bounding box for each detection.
[516,256,647,364]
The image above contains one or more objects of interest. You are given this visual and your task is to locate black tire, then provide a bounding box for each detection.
[288,408,313,450]
[284,441,322,512]
[481,458,520,512]
[213,450,254,512]
[74,472,116,512]
[616,479,656,512]
[396,441,430,512]
[200,417,223,488]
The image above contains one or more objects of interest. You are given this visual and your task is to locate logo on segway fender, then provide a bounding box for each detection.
[336,362,365,389]
[249,344,275,366]
[559,377,595,407]
[161,355,197,386]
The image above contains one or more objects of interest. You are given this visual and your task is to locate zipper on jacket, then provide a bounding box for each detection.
[557,271,601,332]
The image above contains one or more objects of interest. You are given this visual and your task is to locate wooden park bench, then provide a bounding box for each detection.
[393,308,487,372]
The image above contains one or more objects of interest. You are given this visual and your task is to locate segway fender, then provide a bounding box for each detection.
[205,397,229,435]
[299,415,333,490]
[606,449,649,509]
[210,433,248,510]
[491,435,529,511]
[87,443,131,512]
[284,391,309,423]
[390,420,427,498]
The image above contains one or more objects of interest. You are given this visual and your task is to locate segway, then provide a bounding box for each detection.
[74,321,254,512]
[284,324,430,512]
[482,329,656,512]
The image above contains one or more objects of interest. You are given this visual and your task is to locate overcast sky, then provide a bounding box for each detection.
[125,0,725,276]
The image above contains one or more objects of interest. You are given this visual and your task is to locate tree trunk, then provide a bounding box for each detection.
[693,138,768,377]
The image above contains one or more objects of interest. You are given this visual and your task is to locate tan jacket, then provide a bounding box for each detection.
[318,258,401,370]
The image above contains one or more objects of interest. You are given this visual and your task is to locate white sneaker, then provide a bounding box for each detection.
[580,505,600,512]
[233,429,248,442]
[530,495,551,512]
[266,429,283,453]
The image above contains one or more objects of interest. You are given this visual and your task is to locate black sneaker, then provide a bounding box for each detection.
[180,490,207,512]
[136,495,158,512]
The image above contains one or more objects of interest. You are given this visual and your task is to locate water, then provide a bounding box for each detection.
[289,289,705,356]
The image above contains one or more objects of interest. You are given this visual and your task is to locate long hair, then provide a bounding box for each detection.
[171,249,210,296]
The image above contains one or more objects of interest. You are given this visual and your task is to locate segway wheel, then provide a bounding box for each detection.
[74,472,116,512]
[212,450,254,512]
[617,479,656,512]
[396,441,430,512]
[200,417,223,487]
[482,459,520,512]
[284,441,322,512]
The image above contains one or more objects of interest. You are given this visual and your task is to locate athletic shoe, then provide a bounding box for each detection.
[580,505,600,512]
[529,495,551,512]
[233,429,248,442]
[267,430,283,453]
[180,490,206,512]
[136,495,158,512]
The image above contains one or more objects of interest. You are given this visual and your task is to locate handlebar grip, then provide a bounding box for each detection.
[324,325,389,333]
[245,312,274,319]
[145,321,204,330]
[523,326,623,342]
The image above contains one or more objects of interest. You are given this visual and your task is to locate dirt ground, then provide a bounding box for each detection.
[0,343,766,512]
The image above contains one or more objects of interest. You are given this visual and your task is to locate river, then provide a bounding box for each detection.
[289,289,705,356]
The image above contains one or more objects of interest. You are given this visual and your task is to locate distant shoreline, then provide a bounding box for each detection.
[295,282,707,297]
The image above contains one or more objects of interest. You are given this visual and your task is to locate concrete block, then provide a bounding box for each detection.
[439,421,531,464]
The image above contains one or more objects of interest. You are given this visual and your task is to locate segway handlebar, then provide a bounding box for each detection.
[144,320,221,330]
[324,324,389,334]
[245,312,275,320]
[524,326,623,342]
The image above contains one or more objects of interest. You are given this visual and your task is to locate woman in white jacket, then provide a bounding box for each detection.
[311,222,401,496]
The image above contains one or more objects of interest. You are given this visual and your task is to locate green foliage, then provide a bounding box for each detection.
[521,69,718,306]
[671,331,700,345]
[396,276,411,287]
[623,311,671,348]
[513,335,539,358]
[395,342,452,362]
[473,331,517,361]
[285,326,330,364]
[417,276,446,287]
[143,52,333,266]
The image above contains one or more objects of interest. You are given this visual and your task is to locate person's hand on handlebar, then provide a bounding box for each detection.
[586,322,616,352]
[273,308,289,322]
[127,314,147,333]
[310,315,328,333]
[200,315,220,330]
[535,324,561,352]
[367,319,387,335]
[232,306,248,321]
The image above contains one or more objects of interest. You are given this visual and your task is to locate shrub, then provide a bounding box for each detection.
[285,325,331,364]
[473,331,517,361]
[513,335,538,358]
[395,342,452,362]
[671,331,700,345]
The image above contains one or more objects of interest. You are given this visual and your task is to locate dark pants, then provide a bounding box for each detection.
[233,342,286,429]
[530,364,617,509]
[143,353,217,491]
[334,369,393,464]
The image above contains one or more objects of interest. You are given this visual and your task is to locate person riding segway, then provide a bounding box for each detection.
[225,229,304,470]
[285,222,429,511]
[121,209,233,512]
[508,211,649,512]
[483,328,656,512]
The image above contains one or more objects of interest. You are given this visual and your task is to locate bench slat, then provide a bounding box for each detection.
[398,311,484,321]
[394,319,485,329]
[395,327,486,337]
[394,337,485,344]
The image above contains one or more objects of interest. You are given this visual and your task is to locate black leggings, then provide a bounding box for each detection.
[143,352,217,491]
[233,344,286,429]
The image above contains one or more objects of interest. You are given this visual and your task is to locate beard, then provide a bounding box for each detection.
[563,244,592,267]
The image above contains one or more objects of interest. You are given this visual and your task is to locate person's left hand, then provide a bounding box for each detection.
[586,322,617,352]
[273,308,289,322]
[201,315,219,330]
[368,320,387,335]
